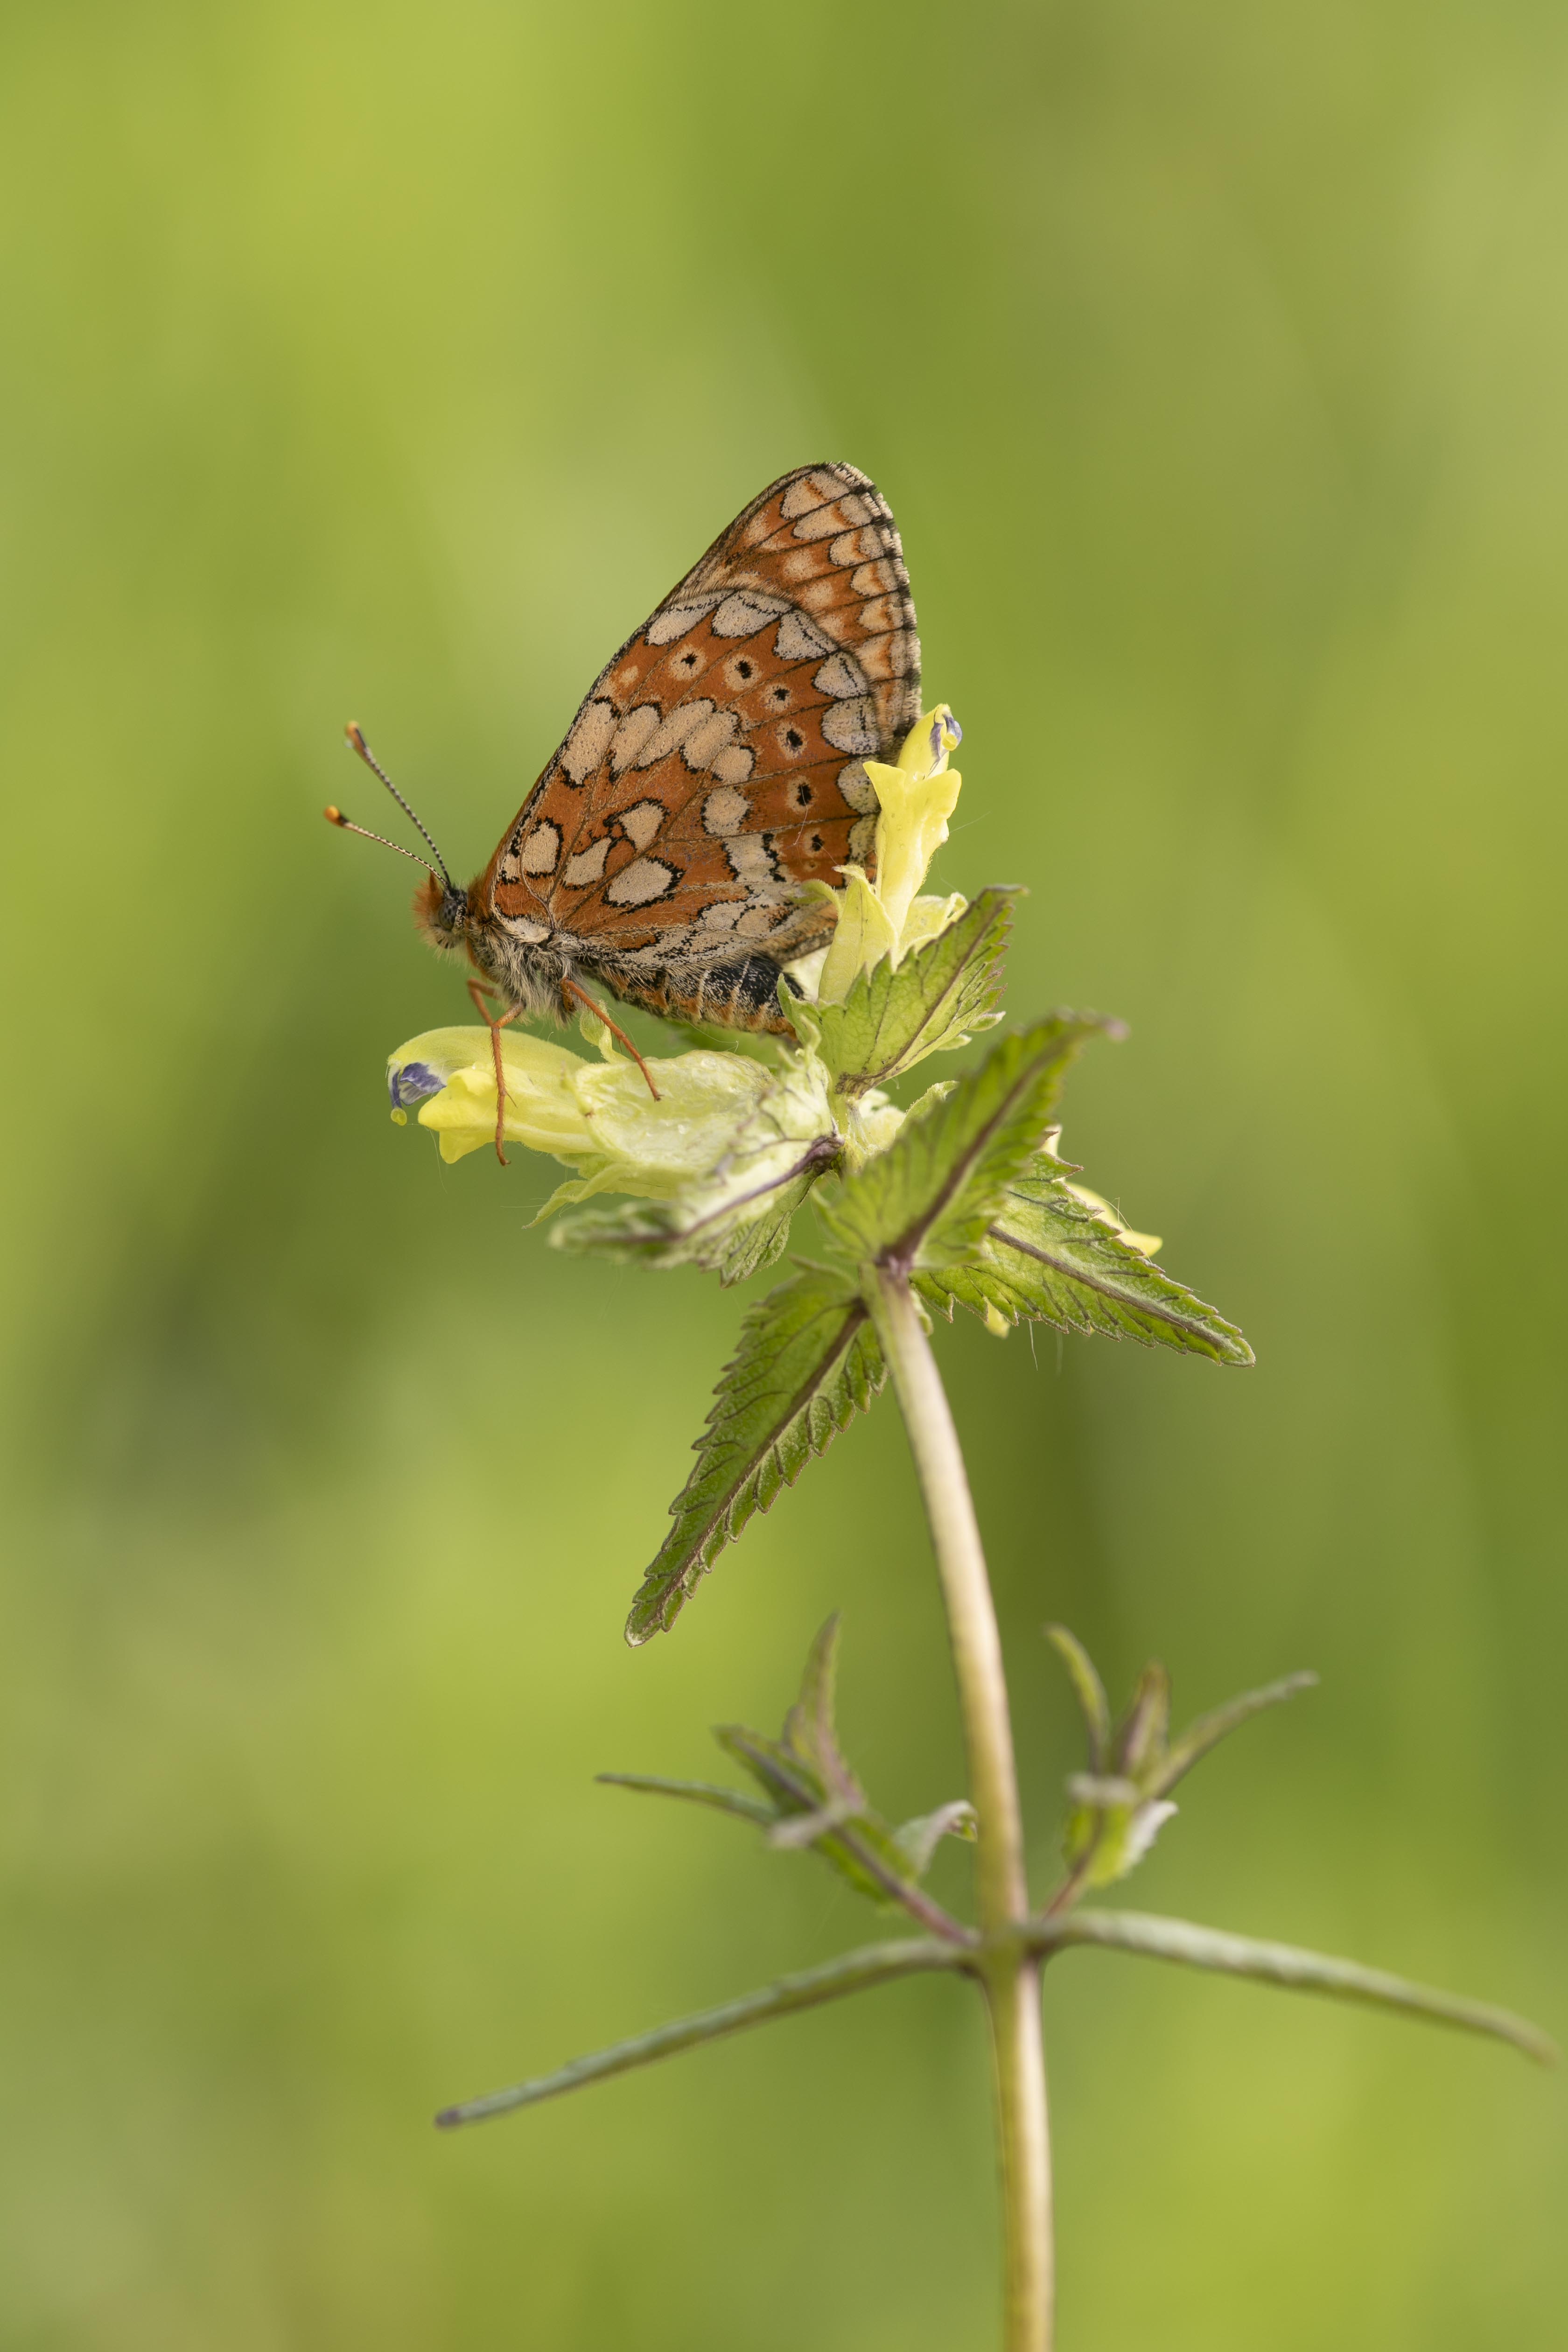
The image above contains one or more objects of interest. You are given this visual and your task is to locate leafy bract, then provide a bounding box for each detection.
[602,1617,976,1914]
[794,889,1015,1095]
[815,1017,1112,1273]
[550,1141,836,1285]
[626,1271,883,1645]
[919,1160,1254,1365]
[1046,1629,1317,1891]
[551,1050,843,1287]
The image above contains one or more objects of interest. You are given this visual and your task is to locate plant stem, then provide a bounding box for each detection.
[870,1267,1053,2352]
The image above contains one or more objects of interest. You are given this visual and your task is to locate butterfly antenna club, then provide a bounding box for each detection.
[343,721,455,888]
[323,801,447,879]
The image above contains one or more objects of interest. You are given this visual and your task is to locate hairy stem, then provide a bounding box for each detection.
[870,1266,1052,2352]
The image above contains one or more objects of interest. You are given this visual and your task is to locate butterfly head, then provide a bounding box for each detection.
[412,869,472,954]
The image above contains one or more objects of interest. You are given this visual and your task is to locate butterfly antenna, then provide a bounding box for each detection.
[322,804,444,877]
[342,721,455,888]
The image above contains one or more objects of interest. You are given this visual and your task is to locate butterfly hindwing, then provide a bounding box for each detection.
[477,465,921,1012]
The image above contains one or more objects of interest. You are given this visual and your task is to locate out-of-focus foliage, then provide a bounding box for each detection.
[0,2,1563,2347]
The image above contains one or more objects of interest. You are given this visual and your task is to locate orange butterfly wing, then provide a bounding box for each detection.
[475,464,920,983]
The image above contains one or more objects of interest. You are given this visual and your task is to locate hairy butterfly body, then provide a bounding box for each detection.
[416,463,920,1035]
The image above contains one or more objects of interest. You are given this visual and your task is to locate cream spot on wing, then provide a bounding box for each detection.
[606,856,678,906]
[829,525,893,567]
[610,704,661,772]
[780,475,831,521]
[695,898,744,932]
[791,500,854,543]
[619,799,665,851]
[682,707,738,769]
[645,595,721,646]
[848,814,877,862]
[837,760,876,813]
[736,905,777,939]
[813,652,868,700]
[821,695,881,756]
[781,548,817,584]
[703,784,749,835]
[709,743,755,786]
[561,697,616,782]
[711,589,789,637]
[504,917,551,945]
[725,834,779,887]
[850,560,898,598]
[799,578,839,615]
[563,838,610,887]
[774,609,834,661]
[518,820,561,875]
[638,699,714,763]
[857,596,898,635]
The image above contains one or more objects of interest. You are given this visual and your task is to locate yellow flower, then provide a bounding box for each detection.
[389,1023,778,1171]
[814,706,968,1005]
[387,1021,845,1246]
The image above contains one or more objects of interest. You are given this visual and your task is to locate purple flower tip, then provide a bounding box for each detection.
[390,1061,445,1110]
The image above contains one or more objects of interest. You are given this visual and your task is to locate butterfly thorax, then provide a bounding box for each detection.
[413,871,569,1022]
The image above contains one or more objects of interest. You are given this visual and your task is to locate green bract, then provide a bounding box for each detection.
[1045,1627,1318,1890]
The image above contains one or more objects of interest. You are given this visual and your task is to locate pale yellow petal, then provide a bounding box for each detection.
[817,863,898,1004]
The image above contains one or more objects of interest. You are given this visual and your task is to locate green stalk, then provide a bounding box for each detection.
[870,1266,1052,2352]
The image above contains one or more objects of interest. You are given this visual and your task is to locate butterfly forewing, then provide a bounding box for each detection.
[477,464,920,1018]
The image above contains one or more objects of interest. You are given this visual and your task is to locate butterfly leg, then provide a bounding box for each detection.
[465,975,524,1164]
[560,977,661,1101]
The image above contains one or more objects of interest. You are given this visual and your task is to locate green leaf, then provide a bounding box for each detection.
[1033,1910,1558,2067]
[435,1936,967,2128]
[607,1618,972,1936]
[805,888,1016,1094]
[815,1016,1111,1273]
[892,1800,978,1878]
[918,1160,1255,1365]
[1116,1661,1171,1779]
[550,1143,833,1286]
[1152,1670,1318,1796]
[595,1773,778,1827]
[712,1723,915,1906]
[625,1269,884,1644]
[1044,1624,1113,1771]
[782,1613,852,1787]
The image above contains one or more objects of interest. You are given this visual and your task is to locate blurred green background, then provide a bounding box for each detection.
[2,1,1564,2344]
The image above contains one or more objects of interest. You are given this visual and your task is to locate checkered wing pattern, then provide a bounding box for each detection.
[474,464,920,1014]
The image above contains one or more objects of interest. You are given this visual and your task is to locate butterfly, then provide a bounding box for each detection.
[328,462,920,1142]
